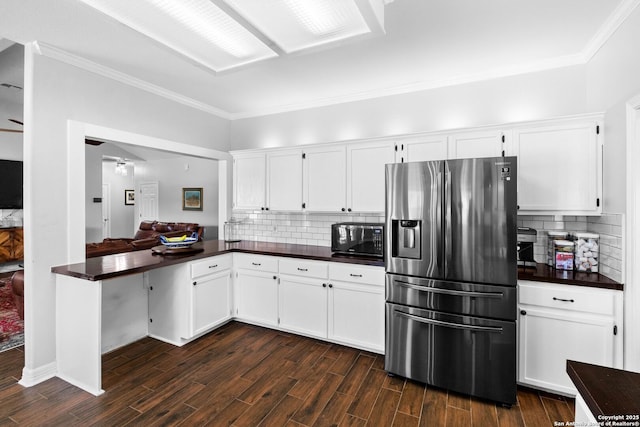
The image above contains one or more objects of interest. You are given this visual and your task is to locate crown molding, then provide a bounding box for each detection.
[32,41,232,120]
[582,0,640,61]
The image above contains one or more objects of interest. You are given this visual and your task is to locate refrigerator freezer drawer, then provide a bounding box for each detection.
[385,273,517,321]
[385,302,517,405]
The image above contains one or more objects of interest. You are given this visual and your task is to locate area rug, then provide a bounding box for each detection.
[0,276,24,352]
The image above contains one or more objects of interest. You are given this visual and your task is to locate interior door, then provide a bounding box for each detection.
[101,183,111,239]
[139,181,159,222]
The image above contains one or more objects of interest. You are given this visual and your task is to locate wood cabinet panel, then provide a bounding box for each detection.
[0,227,23,263]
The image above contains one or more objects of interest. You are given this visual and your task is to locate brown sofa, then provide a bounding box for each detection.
[10,270,23,320]
[86,221,203,258]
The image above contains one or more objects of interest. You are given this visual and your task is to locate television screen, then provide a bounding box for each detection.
[0,160,23,209]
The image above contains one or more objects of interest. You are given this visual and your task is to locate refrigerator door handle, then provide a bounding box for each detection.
[394,310,504,333]
[395,281,504,298]
[443,163,452,277]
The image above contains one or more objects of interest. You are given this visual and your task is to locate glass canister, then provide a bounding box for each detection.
[223,218,242,242]
[547,231,569,266]
[573,232,599,273]
[554,240,575,271]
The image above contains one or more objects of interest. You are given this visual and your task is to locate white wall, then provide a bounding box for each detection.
[134,156,219,232]
[101,162,135,239]
[229,65,588,149]
[23,47,229,379]
[586,6,640,214]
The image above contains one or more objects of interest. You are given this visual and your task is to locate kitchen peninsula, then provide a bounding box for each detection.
[52,240,385,396]
[52,240,622,398]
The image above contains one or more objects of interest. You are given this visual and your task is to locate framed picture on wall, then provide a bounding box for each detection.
[124,189,135,206]
[182,187,202,211]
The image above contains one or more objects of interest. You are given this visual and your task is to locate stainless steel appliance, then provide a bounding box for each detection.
[331,223,384,258]
[385,157,517,405]
[517,227,537,268]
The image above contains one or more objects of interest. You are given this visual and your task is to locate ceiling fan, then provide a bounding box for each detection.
[1,118,23,133]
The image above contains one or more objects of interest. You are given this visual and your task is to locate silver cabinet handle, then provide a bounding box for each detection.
[395,281,503,298]
[350,274,363,277]
[252,262,261,266]
[208,265,218,269]
[395,310,503,333]
[297,268,308,272]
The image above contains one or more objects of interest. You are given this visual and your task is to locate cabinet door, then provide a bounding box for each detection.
[278,275,328,339]
[235,269,279,327]
[518,306,614,395]
[267,149,303,211]
[148,264,190,344]
[512,122,600,214]
[190,270,232,337]
[328,281,385,352]
[448,129,506,159]
[0,230,11,263]
[303,145,347,212]
[401,135,448,163]
[346,141,396,213]
[233,153,266,210]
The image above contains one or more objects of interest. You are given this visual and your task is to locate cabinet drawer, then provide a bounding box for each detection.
[191,255,232,279]
[279,258,328,279]
[518,281,616,316]
[329,263,384,286]
[234,254,278,273]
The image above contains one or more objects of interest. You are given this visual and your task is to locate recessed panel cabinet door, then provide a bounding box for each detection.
[347,141,396,213]
[512,122,600,214]
[278,275,328,339]
[328,281,385,352]
[303,145,347,212]
[233,153,266,210]
[518,307,613,395]
[401,135,448,163]
[235,269,278,327]
[448,129,506,159]
[190,270,232,337]
[267,149,303,211]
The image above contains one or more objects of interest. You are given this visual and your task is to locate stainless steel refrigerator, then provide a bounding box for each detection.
[384,156,517,405]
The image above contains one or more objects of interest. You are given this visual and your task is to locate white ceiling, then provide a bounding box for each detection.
[0,0,636,120]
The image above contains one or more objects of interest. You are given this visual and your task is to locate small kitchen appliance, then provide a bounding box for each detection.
[517,227,537,268]
[385,156,518,406]
[331,223,384,258]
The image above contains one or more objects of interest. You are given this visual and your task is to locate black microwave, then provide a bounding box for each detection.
[331,223,384,258]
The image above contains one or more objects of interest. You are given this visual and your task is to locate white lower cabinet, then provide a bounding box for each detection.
[278,275,328,339]
[234,254,279,327]
[148,255,232,345]
[518,280,623,396]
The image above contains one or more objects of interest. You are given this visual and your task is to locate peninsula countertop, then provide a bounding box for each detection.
[51,240,385,281]
[52,241,622,290]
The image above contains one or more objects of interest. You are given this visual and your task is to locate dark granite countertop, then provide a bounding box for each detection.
[518,263,623,291]
[567,360,640,418]
[51,240,385,281]
[51,242,621,290]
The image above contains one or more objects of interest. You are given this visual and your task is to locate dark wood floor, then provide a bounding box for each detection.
[0,322,575,426]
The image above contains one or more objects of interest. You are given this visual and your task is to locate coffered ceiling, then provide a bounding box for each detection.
[0,0,637,119]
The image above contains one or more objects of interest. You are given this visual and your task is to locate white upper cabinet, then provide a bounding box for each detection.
[398,135,448,163]
[448,129,508,159]
[346,140,396,213]
[510,115,602,215]
[303,144,347,212]
[233,152,266,210]
[267,149,303,211]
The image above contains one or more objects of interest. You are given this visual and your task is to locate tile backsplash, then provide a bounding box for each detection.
[232,210,624,283]
[230,211,384,247]
[518,213,624,283]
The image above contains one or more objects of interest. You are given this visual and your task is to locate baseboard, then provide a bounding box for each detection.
[18,361,57,388]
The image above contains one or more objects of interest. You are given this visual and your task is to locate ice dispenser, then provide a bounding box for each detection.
[393,220,422,259]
